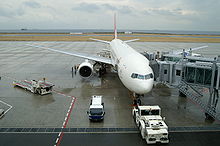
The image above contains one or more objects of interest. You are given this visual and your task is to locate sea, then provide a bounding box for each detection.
[0,29,220,35]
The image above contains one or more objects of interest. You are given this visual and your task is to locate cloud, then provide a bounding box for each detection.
[102,4,117,11]
[0,5,25,18]
[72,2,133,14]
[23,1,41,8]
[0,0,220,31]
[117,6,132,14]
[73,2,100,12]
[144,8,197,16]
[0,6,15,17]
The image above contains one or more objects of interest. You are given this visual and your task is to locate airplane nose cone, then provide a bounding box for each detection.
[134,79,154,94]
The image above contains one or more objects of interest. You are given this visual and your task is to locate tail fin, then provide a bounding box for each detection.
[114,13,117,39]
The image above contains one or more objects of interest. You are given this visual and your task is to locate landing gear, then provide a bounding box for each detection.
[129,91,143,106]
[98,67,106,77]
[133,98,142,106]
[94,62,107,77]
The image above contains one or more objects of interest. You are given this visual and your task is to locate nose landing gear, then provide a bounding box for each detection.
[129,91,143,106]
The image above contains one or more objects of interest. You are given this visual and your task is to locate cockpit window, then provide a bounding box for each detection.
[145,73,154,79]
[131,73,153,80]
[138,75,144,79]
[131,73,138,78]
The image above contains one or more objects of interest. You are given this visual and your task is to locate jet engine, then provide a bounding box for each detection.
[78,60,93,78]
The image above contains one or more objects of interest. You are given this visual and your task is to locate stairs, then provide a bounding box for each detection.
[177,80,220,121]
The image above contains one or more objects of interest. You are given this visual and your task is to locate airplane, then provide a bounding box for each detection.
[170,46,208,57]
[27,14,154,101]
[159,45,208,62]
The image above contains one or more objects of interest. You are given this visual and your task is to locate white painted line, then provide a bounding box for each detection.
[52,90,76,146]
[0,100,13,116]
[55,138,59,143]
[58,132,61,137]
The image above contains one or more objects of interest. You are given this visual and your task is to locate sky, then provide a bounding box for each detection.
[0,0,220,31]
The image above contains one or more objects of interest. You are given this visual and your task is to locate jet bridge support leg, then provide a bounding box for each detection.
[206,60,219,121]
[206,88,219,120]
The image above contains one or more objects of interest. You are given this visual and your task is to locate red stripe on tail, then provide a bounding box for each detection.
[114,13,117,39]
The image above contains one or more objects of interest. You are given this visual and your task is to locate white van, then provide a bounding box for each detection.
[87,95,105,121]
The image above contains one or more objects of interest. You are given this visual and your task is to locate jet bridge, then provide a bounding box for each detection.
[146,52,220,121]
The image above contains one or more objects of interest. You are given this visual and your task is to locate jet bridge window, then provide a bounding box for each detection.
[131,73,153,80]
[164,69,167,74]
[176,70,181,76]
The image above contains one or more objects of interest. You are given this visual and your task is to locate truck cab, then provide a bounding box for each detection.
[87,95,105,121]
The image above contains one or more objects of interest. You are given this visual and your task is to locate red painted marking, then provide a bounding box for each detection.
[23,80,32,84]
[15,83,28,88]
[56,97,76,146]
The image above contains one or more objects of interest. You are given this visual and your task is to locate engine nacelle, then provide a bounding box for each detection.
[78,60,93,78]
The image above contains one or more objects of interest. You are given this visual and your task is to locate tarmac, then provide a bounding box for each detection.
[0,132,220,146]
[0,41,220,145]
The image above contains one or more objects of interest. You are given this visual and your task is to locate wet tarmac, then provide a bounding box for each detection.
[0,131,220,146]
[0,41,220,145]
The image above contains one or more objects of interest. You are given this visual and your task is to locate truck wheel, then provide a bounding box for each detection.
[137,99,141,105]
[37,89,41,95]
[133,112,136,119]
[141,127,145,139]
[139,122,142,130]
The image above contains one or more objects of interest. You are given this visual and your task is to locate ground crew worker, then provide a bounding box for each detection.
[74,65,77,75]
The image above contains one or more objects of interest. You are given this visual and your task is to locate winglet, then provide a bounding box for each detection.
[114,13,117,39]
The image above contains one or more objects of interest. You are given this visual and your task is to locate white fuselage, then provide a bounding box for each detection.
[110,39,154,94]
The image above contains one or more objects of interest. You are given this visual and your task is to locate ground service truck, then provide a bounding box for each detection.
[132,105,169,144]
[87,95,105,121]
[13,79,54,95]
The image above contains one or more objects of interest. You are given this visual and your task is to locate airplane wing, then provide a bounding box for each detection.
[173,45,208,55]
[188,45,208,51]
[26,44,113,65]
[89,38,110,44]
[124,39,139,43]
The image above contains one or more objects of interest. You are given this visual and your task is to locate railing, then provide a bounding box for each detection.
[177,81,220,121]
